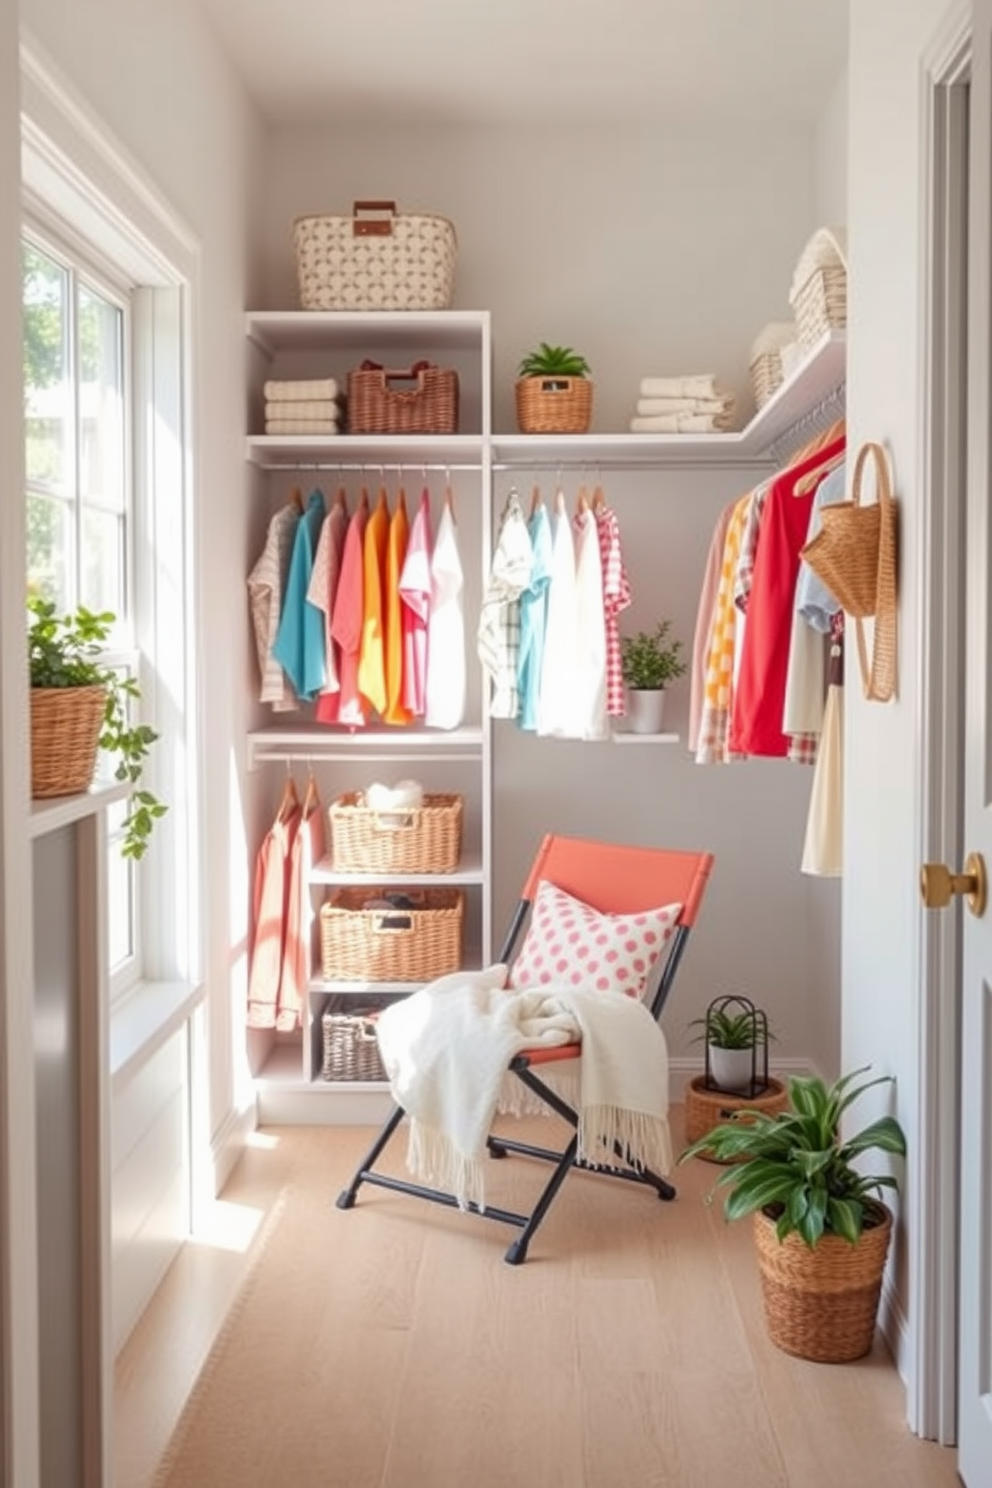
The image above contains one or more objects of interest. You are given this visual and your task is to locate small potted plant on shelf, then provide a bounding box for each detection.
[679,1066,907,1363]
[515,341,593,434]
[28,597,167,859]
[619,619,687,734]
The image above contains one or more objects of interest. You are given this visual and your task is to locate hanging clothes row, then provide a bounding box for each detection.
[247,769,324,1032]
[478,482,631,740]
[247,482,466,730]
[689,418,848,875]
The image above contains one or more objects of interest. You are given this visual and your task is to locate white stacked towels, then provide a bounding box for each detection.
[629,374,736,434]
[264,376,345,435]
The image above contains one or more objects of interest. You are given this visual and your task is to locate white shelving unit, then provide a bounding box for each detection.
[243,311,845,1122]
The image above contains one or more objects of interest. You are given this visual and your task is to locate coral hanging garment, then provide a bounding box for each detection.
[247,790,301,1029]
[730,434,846,758]
[321,492,369,726]
[399,490,433,716]
[425,499,466,730]
[277,779,326,1031]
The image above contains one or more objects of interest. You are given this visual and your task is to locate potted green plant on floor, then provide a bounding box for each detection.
[620,619,687,734]
[680,1066,907,1362]
[29,597,167,858]
[515,341,593,433]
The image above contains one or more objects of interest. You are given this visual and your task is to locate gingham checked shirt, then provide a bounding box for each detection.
[477,489,533,719]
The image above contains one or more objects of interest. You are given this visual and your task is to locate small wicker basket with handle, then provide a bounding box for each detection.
[347,359,459,434]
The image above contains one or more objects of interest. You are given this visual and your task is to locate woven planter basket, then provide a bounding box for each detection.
[329,792,463,874]
[754,1202,893,1363]
[683,1075,789,1162]
[347,362,459,435]
[29,684,106,799]
[515,376,592,434]
[320,886,464,982]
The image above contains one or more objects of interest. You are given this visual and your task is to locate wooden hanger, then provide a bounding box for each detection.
[289,485,304,513]
[592,484,606,512]
[576,484,589,514]
[555,486,567,516]
[793,449,845,499]
[530,482,543,517]
[334,486,347,512]
[278,769,299,824]
[444,484,455,520]
[302,765,320,818]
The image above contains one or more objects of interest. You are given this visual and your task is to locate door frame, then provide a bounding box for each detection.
[913,0,970,1444]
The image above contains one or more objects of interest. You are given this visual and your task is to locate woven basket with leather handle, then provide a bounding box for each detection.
[293,200,457,311]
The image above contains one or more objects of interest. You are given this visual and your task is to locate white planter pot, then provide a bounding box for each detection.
[626,688,666,735]
[709,1045,758,1093]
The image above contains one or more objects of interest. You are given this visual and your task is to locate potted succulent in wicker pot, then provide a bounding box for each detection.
[28,597,166,859]
[680,1066,907,1363]
[684,995,788,1158]
[620,619,687,734]
[515,342,593,434]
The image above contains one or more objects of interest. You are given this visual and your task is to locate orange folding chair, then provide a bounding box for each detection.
[336,834,715,1263]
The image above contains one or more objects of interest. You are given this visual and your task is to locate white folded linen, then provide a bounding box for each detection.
[265,418,341,435]
[264,376,341,402]
[365,778,424,812]
[629,412,734,434]
[639,373,723,399]
[265,399,341,422]
[635,395,735,417]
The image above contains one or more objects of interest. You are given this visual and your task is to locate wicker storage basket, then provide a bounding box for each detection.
[749,322,797,410]
[320,1000,390,1082]
[347,361,459,435]
[789,227,848,351]
[320,886,464,982]
[29,684,106,799]
[754,1202,893,1362]
[329,792,463,874]
[293,200,457,311]
[515,376,593,434]
[683,1075,789,1162]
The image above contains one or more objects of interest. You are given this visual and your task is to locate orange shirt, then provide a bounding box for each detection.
[383,491,412,725]
[357,488,389,717]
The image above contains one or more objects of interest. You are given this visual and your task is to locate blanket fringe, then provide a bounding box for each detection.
[406,1120,486,1213]
[577,1106,673,1177]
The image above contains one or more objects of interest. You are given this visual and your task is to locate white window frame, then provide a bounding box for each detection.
[20,39,203,1016]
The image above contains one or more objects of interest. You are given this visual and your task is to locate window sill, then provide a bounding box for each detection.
[110,978,205,1088]
[29,778,131,839]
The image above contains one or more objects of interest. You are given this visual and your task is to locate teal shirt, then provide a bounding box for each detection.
[272,490,327,700]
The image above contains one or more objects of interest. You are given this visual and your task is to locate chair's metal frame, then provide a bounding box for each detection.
[337,835,715,1263]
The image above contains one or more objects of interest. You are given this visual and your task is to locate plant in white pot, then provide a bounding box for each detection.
[679,1066,907,1363]
[689,995,773,1095]
[619,620,687,735]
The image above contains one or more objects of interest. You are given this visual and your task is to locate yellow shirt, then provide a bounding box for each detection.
[357,488,390,716]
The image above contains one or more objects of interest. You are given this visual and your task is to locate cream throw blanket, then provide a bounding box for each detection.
[375,964,673,1212]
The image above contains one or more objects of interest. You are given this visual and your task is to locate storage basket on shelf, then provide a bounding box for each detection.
[320,997,391,1082]
[749,321,798,410]
[329,791,463,874]
[320,886,464,982]
[515,375,592,434]
[347,359,459,435]
[293,200,457,311]
[789,226,848,352]
[29,684,106,799]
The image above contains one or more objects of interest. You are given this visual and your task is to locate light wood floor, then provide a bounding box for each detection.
[114,1107,962,1488]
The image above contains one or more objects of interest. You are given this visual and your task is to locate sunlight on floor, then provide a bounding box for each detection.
[187,1130,283,1253]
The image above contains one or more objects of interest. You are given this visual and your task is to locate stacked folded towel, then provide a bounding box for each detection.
[628,374,736,434]
[264,376,345,435]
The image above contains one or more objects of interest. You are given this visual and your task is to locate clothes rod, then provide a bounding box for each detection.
[271,461,482,473]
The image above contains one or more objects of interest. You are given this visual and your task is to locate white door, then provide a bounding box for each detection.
[960,2,992,1480]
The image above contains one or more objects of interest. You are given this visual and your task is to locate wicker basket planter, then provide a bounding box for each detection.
[515,375,592,434]
[29,684,106,799]
[683,1075,789,1162]
[329,792,463,874]
[320,886,464,982]
[753,1201,893,1363]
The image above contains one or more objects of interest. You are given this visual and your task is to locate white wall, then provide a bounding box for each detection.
[261,118,840,1072]
[20,0,268,1164]
[846,0,953,1383]
[816,67,850,229]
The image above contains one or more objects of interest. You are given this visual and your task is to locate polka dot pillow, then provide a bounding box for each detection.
[508,878,683,1001]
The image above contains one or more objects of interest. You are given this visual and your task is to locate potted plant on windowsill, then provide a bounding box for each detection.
[620,619,687,734]
[679,1066,907,1362]
[515,342,593,433]
[28,597,167,859]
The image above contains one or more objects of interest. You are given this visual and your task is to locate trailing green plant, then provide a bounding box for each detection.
[620,620,687,691]
[517,342,591,379]
[688,1006,774,1050]
[28,597,167,860]
[679,1066,907,1248]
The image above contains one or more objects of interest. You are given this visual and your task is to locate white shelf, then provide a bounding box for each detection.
[248,724,485,768]
[246,308,491,357]
[491,330,845,469]
[310,850,485,886]
[29,778,131,839]
[245,432,485,470]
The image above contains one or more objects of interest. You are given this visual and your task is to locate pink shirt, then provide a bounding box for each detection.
[320,496,369,726]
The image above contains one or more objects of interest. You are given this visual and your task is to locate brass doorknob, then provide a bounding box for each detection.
[920,852,987,917]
